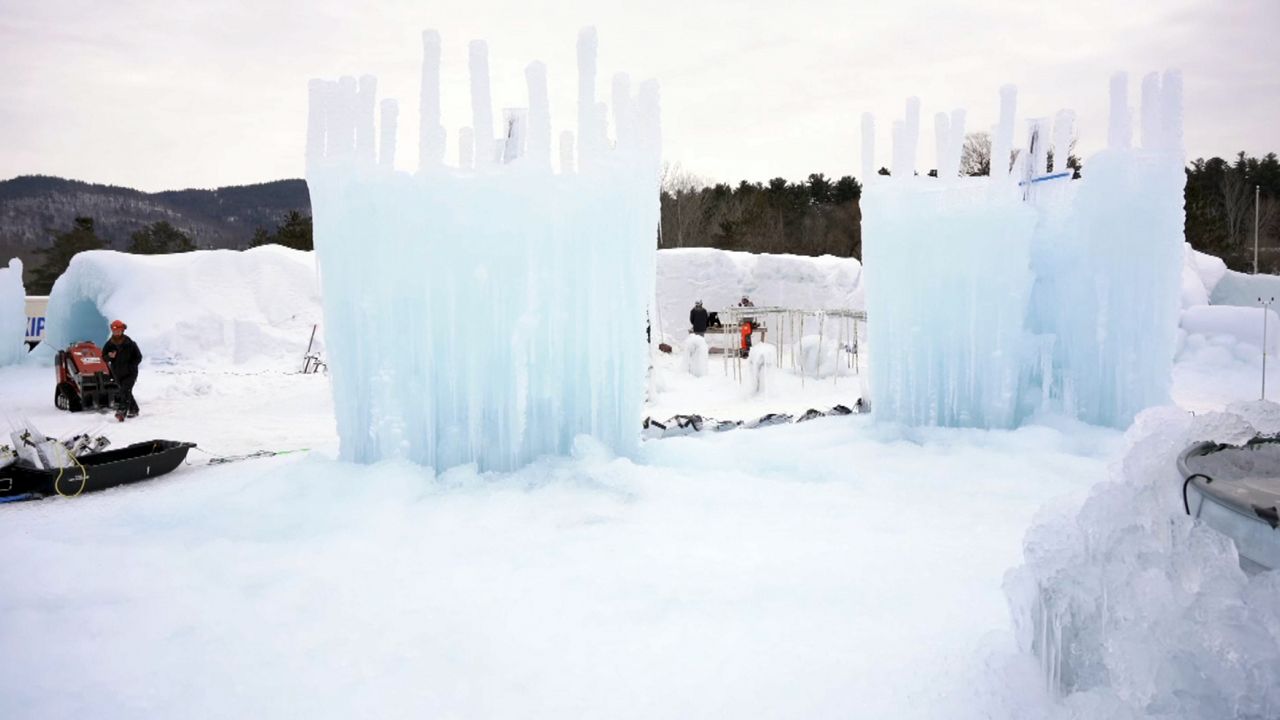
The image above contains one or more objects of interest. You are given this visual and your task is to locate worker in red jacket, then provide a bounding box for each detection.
[104,319,143,420]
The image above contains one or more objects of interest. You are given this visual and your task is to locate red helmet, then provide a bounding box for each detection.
[110,320,126,331]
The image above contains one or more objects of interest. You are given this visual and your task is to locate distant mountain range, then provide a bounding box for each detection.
[0,175,311,285]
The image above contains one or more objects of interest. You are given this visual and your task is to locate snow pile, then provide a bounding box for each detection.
[1005,403,1280,719]
[0,257,24,366]
[40,247,321,367]
[653,248,861,343]
[799,334,856,379]
[865,72,1184,429]
[1181,244,1228,309]
[1211,269,1280,308]
[307,28,660,471]
[1177,248,1275,370]
[1180,305,1279,354]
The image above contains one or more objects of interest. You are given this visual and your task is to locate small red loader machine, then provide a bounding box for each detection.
[54,341,119,412]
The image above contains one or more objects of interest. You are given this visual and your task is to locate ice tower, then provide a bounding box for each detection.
[864,72,1184,429]
[306,28,662,471]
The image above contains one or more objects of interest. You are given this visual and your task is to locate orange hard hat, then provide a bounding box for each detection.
[110,320,126,330]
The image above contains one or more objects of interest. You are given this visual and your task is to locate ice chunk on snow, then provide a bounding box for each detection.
[306,28,661,472]
[1006,404,1280,716]
[748,340,776,394]
[0,257,24,366]
[683,334,708,377]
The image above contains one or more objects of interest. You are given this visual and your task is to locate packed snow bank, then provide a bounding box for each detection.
[654,248,861,343]
[1180,305,1279,354]
[0,257,23,366]
[40,247,321,367]
[1182,244,1228,308]
[1211,268,1280,308]
[1005,403,1280,719]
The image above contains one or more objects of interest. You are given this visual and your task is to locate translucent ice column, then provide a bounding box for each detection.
[306,28,661,471]
[863,107,1036,426]
[1027,71,1185,426]
[0,258,24,366]
[864,72,1184,429]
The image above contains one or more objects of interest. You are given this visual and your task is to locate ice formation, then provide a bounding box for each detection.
[0,257,24,366]
[1005,405,1280,717]
[864,72,1185,429]
[306,28,661,471]
[683,334,709,377]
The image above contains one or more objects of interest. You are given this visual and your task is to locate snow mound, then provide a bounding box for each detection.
[1005,404,1280,718]
[1211,268,1280,308]
[0,257,23,366]
[1180,305,1279,354]
[1188,245,1228,298]
[654,248,860,343]
[40,247,321,367]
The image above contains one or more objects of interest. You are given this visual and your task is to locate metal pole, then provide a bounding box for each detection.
[1263,296,1273,400]
[1256,185,1262,274]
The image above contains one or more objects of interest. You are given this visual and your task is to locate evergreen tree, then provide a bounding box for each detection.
[250,210,313,251]
[832,176,862,203]
[128,220,195,254]
[807,173,833,204]
[30,216,104,294]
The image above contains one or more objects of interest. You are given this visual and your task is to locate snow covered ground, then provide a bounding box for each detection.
[1,356,1122,719]
[2,248,1277,719]
[4,338,1269,718]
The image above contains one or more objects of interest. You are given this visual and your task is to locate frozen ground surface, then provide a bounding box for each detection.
[0,339,1271,719]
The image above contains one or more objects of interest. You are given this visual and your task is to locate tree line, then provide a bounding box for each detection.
[1185,152,1280,272]
[27,211,314,294]
[24,145,1280,294]
[661,165,862,257]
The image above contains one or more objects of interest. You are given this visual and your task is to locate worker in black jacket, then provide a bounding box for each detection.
[690,300,709,336]
[104,319,143,420]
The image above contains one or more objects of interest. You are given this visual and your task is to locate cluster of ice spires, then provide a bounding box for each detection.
[863,71,1185,429]
[305,28,661,471]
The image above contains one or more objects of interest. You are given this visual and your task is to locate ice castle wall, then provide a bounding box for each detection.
[865,72,1185,429]
[307,29,661,472]
[0,258,24,366]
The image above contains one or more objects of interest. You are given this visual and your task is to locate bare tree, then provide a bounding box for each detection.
[660,162,707,248]
[960,132,991,176]
[1222,172,1254,248]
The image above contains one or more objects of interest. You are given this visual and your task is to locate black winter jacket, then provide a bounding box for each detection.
[690,306,709,334]
[104,334,143,381]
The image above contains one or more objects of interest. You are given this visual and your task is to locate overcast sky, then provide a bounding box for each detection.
[1,0,1277,192]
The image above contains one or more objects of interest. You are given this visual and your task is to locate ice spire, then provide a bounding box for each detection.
[525,62,552,170]
[469,40,495,168]
[418,30,446,170]
[379,99,398,169]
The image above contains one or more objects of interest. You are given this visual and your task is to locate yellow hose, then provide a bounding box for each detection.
[52,451,88,498]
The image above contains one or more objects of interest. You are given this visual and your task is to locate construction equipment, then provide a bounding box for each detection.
[54,341,120,412]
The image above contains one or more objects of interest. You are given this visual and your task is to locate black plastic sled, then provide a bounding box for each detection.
[0,440,195,500]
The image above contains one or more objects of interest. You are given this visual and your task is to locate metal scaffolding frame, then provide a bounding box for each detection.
[708,306,866,385]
